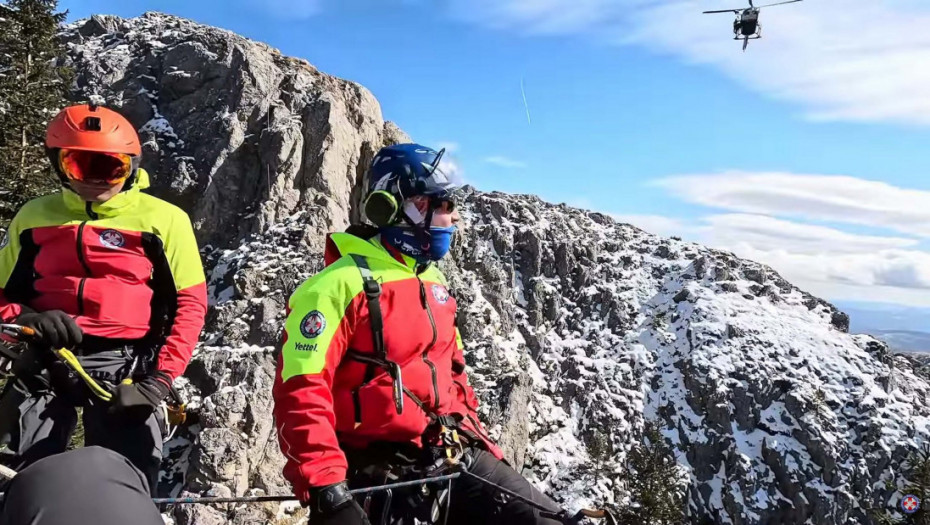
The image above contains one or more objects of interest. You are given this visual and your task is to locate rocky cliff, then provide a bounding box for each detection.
[62,13,930,525]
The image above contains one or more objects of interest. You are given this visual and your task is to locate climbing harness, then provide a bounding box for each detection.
[0,324,27,376]
[341,256,487,449]
[1,323,127,402]
[345,254,405,414]
[0,323,190,430]
[53,347,124,401]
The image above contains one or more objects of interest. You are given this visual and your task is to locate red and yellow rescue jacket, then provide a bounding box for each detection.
[0,169,207,380]
[273,232,502,496]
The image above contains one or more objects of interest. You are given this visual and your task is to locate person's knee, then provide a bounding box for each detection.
[0,447,162,525]
[464,447,509,479]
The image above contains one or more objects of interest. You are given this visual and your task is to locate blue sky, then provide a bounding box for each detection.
[62,0,930,313]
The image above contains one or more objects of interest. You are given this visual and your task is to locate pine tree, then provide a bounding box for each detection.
[0,0,71,231]
[896,444,930,525]
[869,444,930,524]
[584,427,613,488]
[616,420,686,525]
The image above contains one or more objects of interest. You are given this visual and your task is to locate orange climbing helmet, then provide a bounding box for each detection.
[45,104,142,187]
[45,104,141,156]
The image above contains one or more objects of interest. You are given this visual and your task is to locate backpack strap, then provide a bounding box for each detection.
[346,254,404,414]
[351,254,387,363]
[343,254,466,444]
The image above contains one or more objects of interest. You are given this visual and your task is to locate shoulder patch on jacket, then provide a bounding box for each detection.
[300,310,327,339]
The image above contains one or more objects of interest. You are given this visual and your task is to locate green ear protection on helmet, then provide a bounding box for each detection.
[364,190,401,227]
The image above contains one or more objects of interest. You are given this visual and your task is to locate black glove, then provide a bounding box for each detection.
[306,482,370,525]
[110,372,172,423]
[16,310,83,349]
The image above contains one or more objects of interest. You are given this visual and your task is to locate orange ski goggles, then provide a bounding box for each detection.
[58,149,133,185]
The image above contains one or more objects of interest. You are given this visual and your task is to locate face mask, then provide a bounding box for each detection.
[381,226,429,263]
[427,226,456,261]
[381,225,457,263]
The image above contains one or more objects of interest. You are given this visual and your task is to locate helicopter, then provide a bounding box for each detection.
[703,0,803,51]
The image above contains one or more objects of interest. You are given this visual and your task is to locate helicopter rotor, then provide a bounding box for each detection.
[703,0,801,15]
[755,0,802,8]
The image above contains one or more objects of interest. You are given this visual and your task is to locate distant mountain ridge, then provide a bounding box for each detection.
[839,302,930,352]
[865,330,930,353]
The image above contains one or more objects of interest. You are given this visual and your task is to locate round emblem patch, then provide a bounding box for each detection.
[300,310,327,339]
[99,229,125,248]
[431,284,450,304]
[902,494,921,514]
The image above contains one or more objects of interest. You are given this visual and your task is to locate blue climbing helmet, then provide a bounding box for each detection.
[363,143,462,227]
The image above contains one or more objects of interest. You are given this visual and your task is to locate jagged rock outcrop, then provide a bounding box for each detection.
[67,12,395,251]
[62,13,930,525]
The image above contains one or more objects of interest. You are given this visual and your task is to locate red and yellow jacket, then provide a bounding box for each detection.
[273,232,502,497]
[0,169,207,380]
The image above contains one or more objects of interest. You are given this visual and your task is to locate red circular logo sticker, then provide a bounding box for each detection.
[431,284,450,304]
[902,495,921,514]
[300,311,327,339]
[99,229,125,249]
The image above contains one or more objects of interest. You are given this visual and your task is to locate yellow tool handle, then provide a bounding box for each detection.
[53,348,113,402]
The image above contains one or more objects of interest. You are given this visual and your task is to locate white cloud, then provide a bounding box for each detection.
[728,244,930,306]
[447,0,930,125]
[655,171,930,237]
[624,0,930,125]
[439,157,464,185]
[422,141,465,183]
[701,226,930,291]
[698,213,919,254]
[608,211,930,306]
[484,156,528,169]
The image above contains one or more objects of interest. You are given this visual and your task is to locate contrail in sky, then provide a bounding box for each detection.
[521,76,532,125]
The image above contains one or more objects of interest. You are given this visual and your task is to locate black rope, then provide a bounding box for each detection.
[458,469,566,518]
[458,469,617,525]
[441,475,453,525]
[152,473,460,505]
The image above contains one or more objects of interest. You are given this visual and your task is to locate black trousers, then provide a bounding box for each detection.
[0,446,163,525]
[352,447,564,525]
[0,346,164,489]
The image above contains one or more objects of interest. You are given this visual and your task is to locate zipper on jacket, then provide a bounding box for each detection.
[352,389,362,424]
[76,279,86,315]
[76,220,92,315]
[466,413,494,443]
[418,278,440,410]
[77,199,97,315]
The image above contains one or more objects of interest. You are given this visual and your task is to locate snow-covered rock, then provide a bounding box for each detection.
[63,13,929,525]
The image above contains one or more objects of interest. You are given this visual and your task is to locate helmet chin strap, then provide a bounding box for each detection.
[399,200,435,253]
